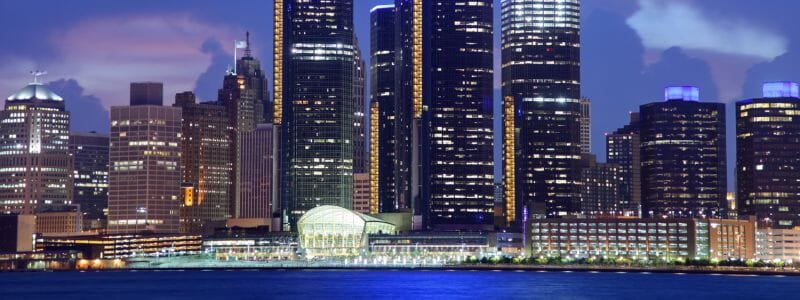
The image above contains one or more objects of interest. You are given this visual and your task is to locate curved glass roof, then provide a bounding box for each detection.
[298,205,391,227]
[7,83,63,101]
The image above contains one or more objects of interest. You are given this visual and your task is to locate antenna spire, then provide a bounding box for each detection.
[245,31,252,57]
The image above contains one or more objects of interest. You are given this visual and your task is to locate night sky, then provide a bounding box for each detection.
[2,0,799,188]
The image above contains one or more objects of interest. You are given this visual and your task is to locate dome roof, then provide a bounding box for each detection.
[298,205,389,227]
[7,83,63,101]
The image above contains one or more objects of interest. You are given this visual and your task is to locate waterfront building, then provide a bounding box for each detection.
[108,87,182,234]
[502,0,583,221]
[130,82,163,106]
[580,98,591,153]
[35,208,82,235]
[174,92,233,234]
[368,232,493,258]
[370,4,397,213]
[606,113,641,216]
[423,0,495,230]
[526,218,755,261]
[70,132,109,229]
[278,0,356,229]
[737,82,800,229]
[0,75,73,214]
[353,173,371,214]
[35,233,202,259]
[203,232,298,261]
[639,87,726,218]
[297,205,395,258]
[756,228,800,262]
[239,124,275,220]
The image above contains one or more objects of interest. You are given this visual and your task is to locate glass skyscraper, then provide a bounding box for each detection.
[606,113,641,217]
[279,0,355,229]
[501,0,582,222]
[737,82,800,228]
[424,0,495,230]
[639,87,726,218]
[370,4,398,213]
[70,131,109,227]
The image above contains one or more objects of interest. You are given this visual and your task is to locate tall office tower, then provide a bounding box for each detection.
[279,0,355,228]
[606,112,641,216]
[579,155,623,216]
[737,82,800,228]
[219,34,267,222]
[370,4,397,213]
[580,98,591,153]
[353,38,367,174]
[0,75,73,215]
[173,92,233,234]
[239,124,274,220]
[424,0,495,230]
[70,132,109,227]
[130,82,163,106]
[235,32,269,124]
[369,101,381,215]
[108,88,182,234]
[639,86,726,218]
[393,0,420,214]
[502,0,583,221]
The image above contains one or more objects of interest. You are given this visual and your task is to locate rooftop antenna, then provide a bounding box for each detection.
[30,70,47,84]
[245,31,252,58]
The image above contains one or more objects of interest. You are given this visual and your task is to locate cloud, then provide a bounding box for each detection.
[193,39,230,101]
[47,79,110,133]
[627,0,787,59]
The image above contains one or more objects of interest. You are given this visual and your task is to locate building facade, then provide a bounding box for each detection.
[174,92,233,234]
[580,98,591,153]
[130,82,164,106]
[502,0,583,221]
[0,78,72,215]
[606,113,641,216]
[239,124,274,219]
[353,173,371,214]
[756,228,800,261]
[353,39,367,174]
[108,98,182,234]
[579,157,624,217]
[737,82,800,229]
[424,0,495,230]
[70,132,109,228]
[639,87,726,218]
[279,0,356,229]
[370,5,397,213]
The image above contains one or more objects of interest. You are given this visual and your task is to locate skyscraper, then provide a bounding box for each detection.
[239,124,274,220]
[219,34,268,223]
[130,82,164,106]
[424,0,495,230]
[393,0,420,214]
[0,74,73,215]
[639,86,726,218]
[108,86,182,234]
[70,132,109,227]
[606,112,641,216]
[279,0,355,228]
[737,82,800,228]
[502,0,583,221]
[370,4,397,213]
[579,155,624,216]
[353,37,367,174]
[174,92,233,234]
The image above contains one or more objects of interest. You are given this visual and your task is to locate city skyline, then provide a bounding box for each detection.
[4,1,800,190]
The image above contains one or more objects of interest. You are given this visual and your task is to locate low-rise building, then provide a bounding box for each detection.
[756,228,800,262]
[368,232,493,259]
[297,206,396,258]
[203,233,298,261]
[35,209,83,235]
[35,233,202,259]
[526,218,756,261]
[0,214,35,252]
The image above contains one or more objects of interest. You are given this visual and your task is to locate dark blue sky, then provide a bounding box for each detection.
[1,0,799,188]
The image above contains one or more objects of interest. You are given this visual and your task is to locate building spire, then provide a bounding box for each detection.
[245,31,252,58]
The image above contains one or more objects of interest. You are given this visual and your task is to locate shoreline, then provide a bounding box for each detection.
[6,264,800,276]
